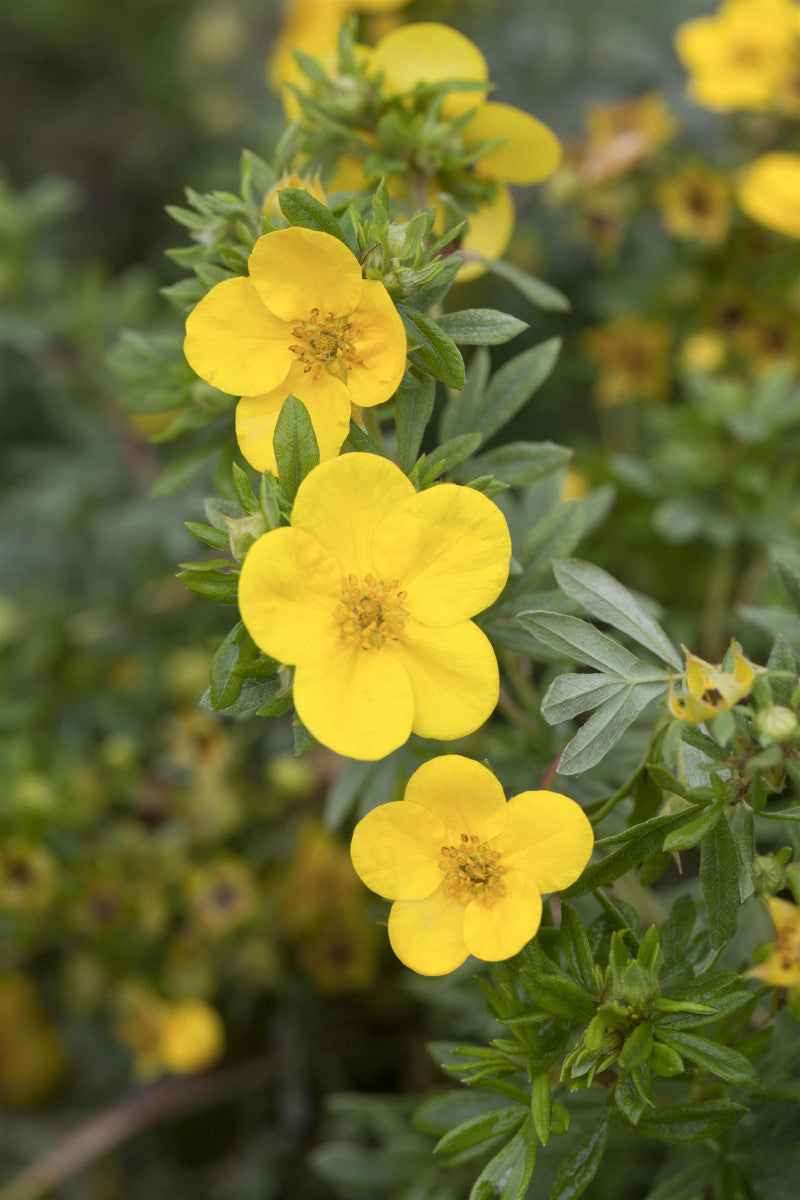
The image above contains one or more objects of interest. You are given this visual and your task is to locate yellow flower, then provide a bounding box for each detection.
[158,1000,225,1075]
[680,330,727,373]
[737,313,799,374]
[675,0,798,112]
[737,153,800,239]
[0,841,55,912]
[281,820,364,936]
[669,642,755,723]
[238,453,511,760]
[0,975,66,1108]
[559,467,588,502]
[263,171,326,221]
[584,317,671,407]
[350,755,593,975]
[657,164,732,245]
[184,227,407,474]
[268,0,412,91]
[371,23,561,279]
[188,858,257,935]
[750,896,800,989]
[575,93,676,186]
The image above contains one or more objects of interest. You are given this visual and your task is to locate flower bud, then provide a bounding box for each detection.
[756,705,798,745]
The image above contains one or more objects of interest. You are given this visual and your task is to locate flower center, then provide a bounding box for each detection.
[289,308,364,381]
[439,833,507,907]
[335,574,408,651]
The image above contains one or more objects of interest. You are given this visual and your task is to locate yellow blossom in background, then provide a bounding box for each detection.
[669,642,755,723]
[184,228,407,474]
[737,153,800,239]
[188,857,257,935]
[675,0,799,112]
[737,313,799,374]
[657,164,732,245]
[296,910,379,993]
[681,330,727,374]
[268,0,412,91]
[238,453,511,760]
[281,820,364,936]
[0,841,56,912]
[571,93,676,187]
[166,709,231,774]
[350,756,593,976]
[584,317,671,407]
[157,1000,225,1074]
[559,467,588,502]
[263,171,326,222]
[371,23,562,279]
[750,896,800,991]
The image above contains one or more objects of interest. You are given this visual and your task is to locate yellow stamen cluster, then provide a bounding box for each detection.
[439,833,507,907]
[335,574,408,651]
[289,308,363,381]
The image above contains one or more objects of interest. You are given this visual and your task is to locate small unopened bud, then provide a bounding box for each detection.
[756,705,798,745]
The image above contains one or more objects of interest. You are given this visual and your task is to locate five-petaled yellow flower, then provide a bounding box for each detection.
[750,896,800,991]
[350,755,594,975]
[737,153,800,240]
[371,23,562,279]
[669,642,755,723]
[184,227,407,474]
[237,454,511,760]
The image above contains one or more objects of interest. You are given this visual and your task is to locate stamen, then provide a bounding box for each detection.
[439,836,507,908]
[334,573,409,651]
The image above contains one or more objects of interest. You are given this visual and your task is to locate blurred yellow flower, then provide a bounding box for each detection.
[738,313,799,373]
[184,227,407,474]
[573,93,676,187]
[559,467,588,502]
[0,841,56,912]
[669,642,755,723]
[657,164,732,245]
[268,0,412,90]
[750,896,800,990]
[737,153,800,239]
[0,975,66,1108]
[297,910,379,993]
[188,857,257,935]
[158,1000,226,1075]
[584,317,671,407]
[675,0,799,112]
[238,453,511,760]
[681,330,727,373]
[281,821,364,936]
[350,755,593,976]
[263,171,326,221]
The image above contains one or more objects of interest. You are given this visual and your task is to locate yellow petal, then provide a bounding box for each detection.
[388,884,469,975]
[457,185,515,282]
[345,280,408,408]
[731,643,755,692]
[377,483,511,625]
[465,102,562,185]
[398,619,500,742]
[293,641,415,760]
[491,791,594,893]
[403,755,508,843]
[462,872,543,961]
[248,227,364,321]
[350,800,445,900]
[685,650,715,700]
[184,277,295,395]
[236,362,352,473]
[738,153,800,238]
[290,453,415,575]
[766,895,800,936]
[371,23,487,116]
[238,527,342,665]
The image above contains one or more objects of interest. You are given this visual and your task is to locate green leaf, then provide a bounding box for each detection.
[395,376,435,473]
[700,817,740,949]
[550,1111,608,1200]
[553,559,681,669]
[469,1118,535,1200]
[517,499,584,583]
[561,809,701,898]
[519,969,596,1022]
[414,1090,507,1138]
[345,419,389,457]
[418,433,483,488]
[292,717,317,757]
[531,1073,551,1146]
[619,1024,654,1070]
[773,545,800,610]
[559,905,597,993]
[148,443,217,497]
[654,1029,759,1088]
[434,1105,525,1158]
[541,674,627,723]
[231,462,260,514]
[663,798,727,852]
[185,521,230,551]
[633,1100,747,1143]
[470,440,571,487]
[440,346,490,441]
[200,674,283,717]
[615,1070,647,1125]
[435,308,527,346]
[480,256,571,312]
[399,304,466,389]
[209,621,272,709]
[758,805,800,821]
[177,568,239,604]
[277,186,348,243]
[272,395,320,502]
[519,612,660,678]
[557,681,666,775]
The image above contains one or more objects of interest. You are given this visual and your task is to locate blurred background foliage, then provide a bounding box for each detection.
[1,0,798,1197]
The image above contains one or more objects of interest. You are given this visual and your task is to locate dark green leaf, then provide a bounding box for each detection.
[395,376,435,473]
[469,1118,535,1200]
[663,798,727,852]
[177,568,239,604]
[434,1105,525,1157]
[550,1111,608,1200]
[435,308,527,346]
[633,1100,747,1143]
[700,818,740,949]
[278,187,348,243]
[654,1029,759,1087]
[519,969,596,1022]
[400,304,466,389]
[273,395,320,502]
[418,432,483,487]
[562,809,701,898]
[559,905,596,993]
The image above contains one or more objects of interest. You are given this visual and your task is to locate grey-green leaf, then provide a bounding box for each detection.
[557,682,666,775]
[435,308,528,346]
[700,817,740,949]
[395,376,435,473]
[480,257,571,312]
[519,611,660,678]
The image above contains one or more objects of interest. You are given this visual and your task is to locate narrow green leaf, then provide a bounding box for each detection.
[273,394,320,502]
[177,568,239,604]
[440,346,490,441]
[148,443,217,497]
[557,681,666,775]
[277,186,347,243]
[633,1100,747,1143]
[469,440,571,487]
[520,611,659,678]
[231,462,260,514]
[541,674,627,723]
[185,521,230,551]
[399,304,466,389]
[517,499,584,581]
[434,1105,525,1157]
[531,1073,551,1146]
[435,308,528,346]
[561,809,701,898]
[480,256,571,312]
[345,419,389,457]
[663,796,728,852]
[469,1118,535,1200]
[559,905,596,993]
[519,969,596,1022]
[654,1029,759,1087]
[395,376,435,473]
[418,432,483,487]
[700,818,740,949]
[550,1111,608,1200]
[292,717,317,757]
[553,559,681,669]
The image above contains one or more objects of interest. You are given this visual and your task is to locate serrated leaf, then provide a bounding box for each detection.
[550,1111,608,1200]
[435,308,527,346]
[395,376,435,473]
[272,395,320,501]
[553,559,681,669]
[480,257,571,312]
[633,1100,747,1143]
[557,681,666,775]
[278,186,347,243]
[700,817,739,949]
[399,304,465,389]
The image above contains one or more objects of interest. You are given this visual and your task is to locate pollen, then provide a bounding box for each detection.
[438,833,507,907]
[289,308,364,381]
[335,574,408,651]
